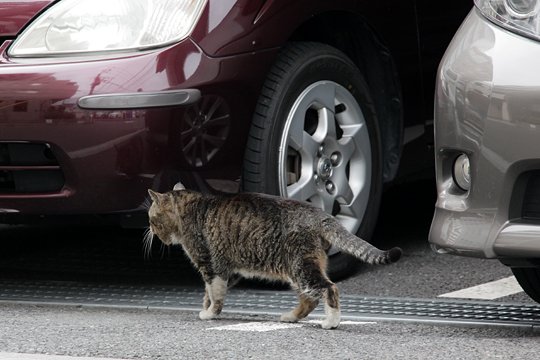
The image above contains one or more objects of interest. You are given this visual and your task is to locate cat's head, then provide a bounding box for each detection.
[147,189,178,246]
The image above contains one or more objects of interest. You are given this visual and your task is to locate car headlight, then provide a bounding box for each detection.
[9,0,207,57]
[474,0,540,40]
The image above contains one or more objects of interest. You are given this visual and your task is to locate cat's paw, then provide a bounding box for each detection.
[280,312,299,323]
[199,309,218,320]
[321,315,340,329]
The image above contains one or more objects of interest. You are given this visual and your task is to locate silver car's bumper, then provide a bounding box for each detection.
[429,9,540,259]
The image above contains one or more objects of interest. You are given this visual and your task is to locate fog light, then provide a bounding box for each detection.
[453,154,471,191]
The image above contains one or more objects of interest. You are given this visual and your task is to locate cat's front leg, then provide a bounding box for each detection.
[202,288,210,310]
[199,277,228,320]
[201,275,238,312]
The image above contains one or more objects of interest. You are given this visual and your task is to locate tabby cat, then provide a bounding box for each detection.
[146,183,401,329]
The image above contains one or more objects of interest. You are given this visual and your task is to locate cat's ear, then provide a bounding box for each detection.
[148,189,163,203]
[173,182,186,191]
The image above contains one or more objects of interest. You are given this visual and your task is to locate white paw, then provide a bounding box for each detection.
[321,314,340,329]
[280,311,299,323]
[199,309,217,320]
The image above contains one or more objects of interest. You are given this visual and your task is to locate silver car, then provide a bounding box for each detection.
[429,0,540,303]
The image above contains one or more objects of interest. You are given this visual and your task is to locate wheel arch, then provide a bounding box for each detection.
[287,11,403,182]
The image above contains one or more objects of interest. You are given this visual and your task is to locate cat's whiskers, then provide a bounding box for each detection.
[142,227,154,259]
[142,197,152,211]
[159,242,168,259]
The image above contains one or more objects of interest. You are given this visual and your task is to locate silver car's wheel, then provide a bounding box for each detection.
[243,42,382,279]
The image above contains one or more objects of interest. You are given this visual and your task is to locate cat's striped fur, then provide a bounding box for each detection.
[147,186,401,329]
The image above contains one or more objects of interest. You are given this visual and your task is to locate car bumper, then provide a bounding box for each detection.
[0,38,275,215]
[429,9,540,259]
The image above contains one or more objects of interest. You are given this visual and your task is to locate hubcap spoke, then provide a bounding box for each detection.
[339,123,370,161]
[287,175,318,201]
[313,107,337,142]
[321,193,336,214]
[287,107,321,153]
[311,81,337,111]
[319,194,335,214]
[289,129,320,160]
[339,182,369,222]
[308,194,335,214]
[333,169,354,204]
[337,137,355,167]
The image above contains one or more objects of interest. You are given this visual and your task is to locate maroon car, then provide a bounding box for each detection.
[0,0,471,277]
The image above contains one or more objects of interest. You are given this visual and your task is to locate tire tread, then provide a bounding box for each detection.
[512,267,540,303]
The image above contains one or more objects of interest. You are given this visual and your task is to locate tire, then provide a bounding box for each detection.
[242,42,383,280]
[512,267,540,303]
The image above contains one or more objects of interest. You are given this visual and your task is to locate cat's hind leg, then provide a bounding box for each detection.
[281,256,340,329]
[280,293,319,323]
[321,282,340,329]
[284,281,340,329]
[199,277,228,320]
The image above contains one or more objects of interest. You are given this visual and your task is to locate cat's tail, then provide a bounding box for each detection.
[324,223,402,265]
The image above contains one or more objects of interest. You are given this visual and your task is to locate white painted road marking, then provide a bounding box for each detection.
[207,320,377,332]
[0,353,128,360]
[438,276,523,300]
[305,320,377,326]
[208,321,303,332]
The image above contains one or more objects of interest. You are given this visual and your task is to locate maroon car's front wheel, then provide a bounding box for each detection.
[242,42,383,280]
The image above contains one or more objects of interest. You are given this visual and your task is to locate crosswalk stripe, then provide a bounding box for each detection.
[438,276,523,300]
[207,321,302,332]
[305,320,376,326]
[207,320,376,332]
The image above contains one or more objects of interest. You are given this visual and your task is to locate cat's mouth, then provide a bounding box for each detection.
[149,229,175,246]
[169,234,181,245]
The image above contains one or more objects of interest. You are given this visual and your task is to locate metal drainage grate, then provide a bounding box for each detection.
[1,279,540,330]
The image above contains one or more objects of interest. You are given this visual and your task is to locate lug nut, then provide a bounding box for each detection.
[325,181,335,194]
[330,152,341,166]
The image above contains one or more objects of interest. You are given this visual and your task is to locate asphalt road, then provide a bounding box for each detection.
[0,303,538,360]
[0,179,538,359]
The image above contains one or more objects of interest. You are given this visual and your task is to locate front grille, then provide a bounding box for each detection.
[0,143,65,194]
